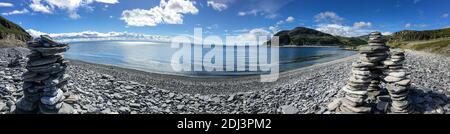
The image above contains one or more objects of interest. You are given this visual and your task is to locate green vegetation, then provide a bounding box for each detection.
[387,27,450,56]
[0,15,32,47]
[389,28,450,42]
[388,39,450,56]
[337,36,368,48]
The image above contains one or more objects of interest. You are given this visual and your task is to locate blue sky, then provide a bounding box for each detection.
[0,0,449,41]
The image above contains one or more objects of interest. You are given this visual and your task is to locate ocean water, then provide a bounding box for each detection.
[65,41,356,77]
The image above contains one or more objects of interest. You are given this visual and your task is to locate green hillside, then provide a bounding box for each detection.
[268,27,367,47]
[388,28,450,56]
[0,15,32,47]
[389,28,450,42]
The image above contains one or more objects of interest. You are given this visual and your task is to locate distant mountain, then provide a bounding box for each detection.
[336,36,369,47]
[268,27,367,47]
[389,28,450,42]
[0,16,32,47]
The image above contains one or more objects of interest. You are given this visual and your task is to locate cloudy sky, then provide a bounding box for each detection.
[0,0,449,41]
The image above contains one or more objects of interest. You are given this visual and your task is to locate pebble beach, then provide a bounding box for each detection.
[1,47,449,114]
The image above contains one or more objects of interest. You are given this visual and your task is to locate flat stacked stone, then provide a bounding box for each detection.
[16,35,75,114]
[329,32,416,114]
[382,49,414,113]
[364,32,389,101]
[335,61,373,113]
[335,32,390,114]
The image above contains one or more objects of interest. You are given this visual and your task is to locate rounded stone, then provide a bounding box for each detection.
[359,45,389,53]
[395,79,411,86]
[349,77,371,84]
[40,89,64,105]
[16,98,38,112]
[343,86,368,95]
[389,72,407,78]
[352,61,375,68]
[352,69,372,76]
[368,42,385,46]
[384,76,405,82]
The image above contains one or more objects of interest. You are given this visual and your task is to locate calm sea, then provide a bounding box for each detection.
[65,41,355,77]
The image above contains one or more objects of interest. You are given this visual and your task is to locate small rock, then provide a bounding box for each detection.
[280,105,299,114]
[227,94,235,101]
[0,102,6,111]
[119,106,130,113]
[64,95,78,104]
[376,101,389,112]
[168,93,175,98]
[124,85,133,90]
[100,108,112,114]
[130,103,140,108]
[177,105,185,110]
[211,97,221,103]
[327,98,341,111]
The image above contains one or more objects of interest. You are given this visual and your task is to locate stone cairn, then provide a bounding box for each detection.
[383,49,414,113]
[15,35,75,114]
[332,32,413,114]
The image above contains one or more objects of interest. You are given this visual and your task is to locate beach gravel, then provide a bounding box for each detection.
[0,47,449,114]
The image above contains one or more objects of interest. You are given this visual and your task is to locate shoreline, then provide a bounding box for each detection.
[67,54,357,94]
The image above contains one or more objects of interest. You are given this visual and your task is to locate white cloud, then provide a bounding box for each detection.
[207,1,227,11]
[415,24,428,27]
[405,23,412,28]
[0,2,13,7]
[237,0,291,19]
[442,13,449,18]
[405,23,428,28]
[314,11,344,24]
[26,29,172,42]
[413,0,421,4]
[315,24,373,37]
[1,9,29,16]
[382,32,392,35]
[235,28,272,44]
[353,21,372,28]
[285,16,295,23]
[313,12,382,37]
[95,0,119,4]
[121,0,198,27]
[237,9,259,16]
[238,11,246,16]
[268,16,295,33]
[29,0,119,19]
[29,0,52,14]
[27,29,48,38]
[233,28,249,33]
[268,26,279,33]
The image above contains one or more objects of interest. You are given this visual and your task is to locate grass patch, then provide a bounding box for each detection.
[410,39,450,55]
[389,39,450,56]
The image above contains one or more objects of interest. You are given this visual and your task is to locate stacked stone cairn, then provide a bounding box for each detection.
[335,32,389,114]
[15,35,75,114]
[333,32,413,114]
[383,49,413,113]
